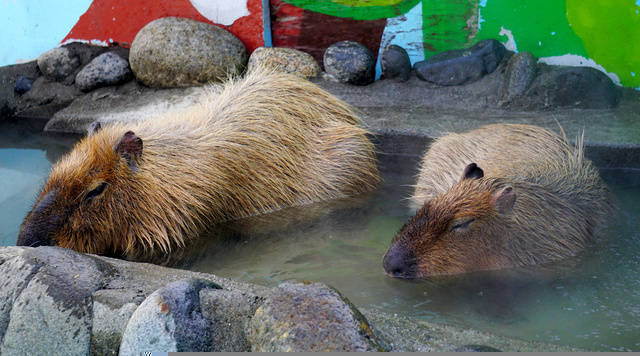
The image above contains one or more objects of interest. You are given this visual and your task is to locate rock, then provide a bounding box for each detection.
[380,45,411,81]
[130,17,248,88]
[37,47,80,81]
[16,76,83,119]
[501,51,537,102]
[247,282,384,352]
[14,76,34,95]
[0,246,114,356]
[119,278,221,353]
[515,65,620,109]
[200,289,263,351]
[247,47,320,79]
[75,52,132,92]
[323,41,375,85]
[90,289,146,356]
[454,344,503,352]
[414,39,506,86]
[0,61,40,118]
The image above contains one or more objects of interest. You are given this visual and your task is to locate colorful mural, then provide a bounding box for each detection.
[1,0,638,88]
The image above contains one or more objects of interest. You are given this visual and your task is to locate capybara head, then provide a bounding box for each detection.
[383,163,517,278]
[17,125,145,256]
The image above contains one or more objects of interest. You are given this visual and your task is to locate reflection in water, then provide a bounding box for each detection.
[0,122,639,351]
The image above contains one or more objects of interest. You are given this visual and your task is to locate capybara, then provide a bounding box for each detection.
[17,68,380,259]
[383,124,611,278]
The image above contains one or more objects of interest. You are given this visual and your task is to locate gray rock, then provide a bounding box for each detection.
[0,61,40,118]
[515,64,620,109]
[200,289,263,351]
[247,47,320,79]
[91,289,146,356]
[414,39,506,86]
[454,344,503,352]
[75,52,132,92]
[501,51,537,102]
[37,47,80,81]
[16,76,83,119]
[119,278,221,354]
[323,41,375,85]
[1,246,114,356]
[381,45,411,81]
[247,282,384,352]
[130,17,248,88]
[14,76,34,95]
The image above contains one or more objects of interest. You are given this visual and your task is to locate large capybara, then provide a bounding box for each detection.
[383,124,611,278]
[17,68,380,259]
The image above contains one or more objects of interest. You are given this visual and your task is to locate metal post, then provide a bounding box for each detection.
[262,0,273,47]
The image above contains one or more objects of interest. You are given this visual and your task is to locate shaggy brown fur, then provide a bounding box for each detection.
[18,68,380,259]
[383,124,611,278]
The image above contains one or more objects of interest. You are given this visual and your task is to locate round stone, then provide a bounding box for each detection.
[381,44,411,81]
[37,47,80,81]
[129,17,248,88]
[323,41,375,85]
[75,52,132,92]
[247,47,320,79]
[14,76,34,95]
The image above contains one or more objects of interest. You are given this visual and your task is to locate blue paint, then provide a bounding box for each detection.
[375,2,424,79]
[479,0,488,7]
[0,0,92,66]
[636,0,640,7]
[262,0,272,48]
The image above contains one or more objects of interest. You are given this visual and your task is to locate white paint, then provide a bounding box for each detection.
[539,54,622,86]
[190,0,249,26]
[60,38,110,47]
[499,26,518,52]
[538,41,542,46]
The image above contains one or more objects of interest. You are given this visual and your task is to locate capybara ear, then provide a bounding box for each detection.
[87,121,101,137]
[491,185,516,214]
[462,163,484,180]
[115,131,143,171]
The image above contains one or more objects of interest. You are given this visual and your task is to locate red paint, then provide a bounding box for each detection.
[271,0,304,48]
[62,0,264,51]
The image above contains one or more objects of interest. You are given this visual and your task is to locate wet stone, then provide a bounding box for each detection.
[14,76,33,95]
[381,44,411,82]
[119,278,221,353]
[248,47,320,79]
[324,41,375,86]
[75,52,132,92]
[37,47,80,82]
[414,39,506,86]
[130,17,248,88]
[501,51,537,102]
[247,282,384,352]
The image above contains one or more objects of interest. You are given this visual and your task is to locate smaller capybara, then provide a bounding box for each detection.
[17,68,380,259]
[383,124,611,278]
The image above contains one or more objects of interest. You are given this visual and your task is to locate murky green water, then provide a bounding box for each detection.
[1,122,638,351]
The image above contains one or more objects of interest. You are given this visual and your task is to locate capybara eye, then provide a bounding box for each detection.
[450,218,475,231]
[85,182,107,201]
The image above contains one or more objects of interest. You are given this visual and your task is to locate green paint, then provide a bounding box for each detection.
[421,0,477,58]
[476,0,588,58]
[281,0,421,20]
[566,0,640,87]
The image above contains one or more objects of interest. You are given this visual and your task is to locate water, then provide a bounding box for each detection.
[1,122,639,351]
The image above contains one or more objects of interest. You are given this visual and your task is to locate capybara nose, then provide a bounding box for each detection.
[383,248,415,278]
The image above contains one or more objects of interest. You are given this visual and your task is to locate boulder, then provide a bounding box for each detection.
[119,278,221,354]
[247,47,320,79]
[414,39,506,86]
[37,47,80,82]
[247,282,384,352]
[129,17,248,88]
[75,52,132,92]
[515,65,620,109]
[0,61,40,117]
[17,76,83,119]
[380,45,411,81]
[323,41,375,85]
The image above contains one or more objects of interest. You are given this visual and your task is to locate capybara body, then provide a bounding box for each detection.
[383,124,611,278]
[18,69,380,259]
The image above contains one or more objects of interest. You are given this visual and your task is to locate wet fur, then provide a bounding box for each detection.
[20,68,380,259]
[386,124,611,277]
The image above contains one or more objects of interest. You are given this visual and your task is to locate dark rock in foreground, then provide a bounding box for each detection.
[323,41,375,86]
[381,44,411,82]
[414,39,506,86]
[75,52,132,92]
[14,76,34,95]
[501,51,537,103]
[129,17,248,88]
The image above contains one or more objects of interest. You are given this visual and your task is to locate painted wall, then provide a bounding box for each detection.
[1,0,638,88]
